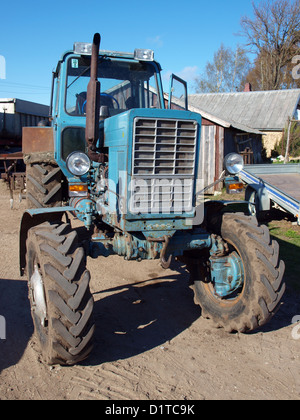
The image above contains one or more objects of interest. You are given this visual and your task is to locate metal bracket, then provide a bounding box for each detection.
[147,235,172,269]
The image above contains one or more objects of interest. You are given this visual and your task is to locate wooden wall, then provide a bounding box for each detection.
[197,119,224,194]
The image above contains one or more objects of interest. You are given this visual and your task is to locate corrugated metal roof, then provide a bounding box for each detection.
[15,98,49,117]
[188,89,300,131]
[165,92,262,134]
[0,98,49,117]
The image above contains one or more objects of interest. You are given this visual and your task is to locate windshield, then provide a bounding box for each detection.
[66,56,162,116]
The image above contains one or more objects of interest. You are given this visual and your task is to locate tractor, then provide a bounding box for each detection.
[19,33,285,365]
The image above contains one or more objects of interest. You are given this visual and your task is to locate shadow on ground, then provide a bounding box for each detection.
[85,260,300,366]
[0,279,33,373]
[86,264,201,365]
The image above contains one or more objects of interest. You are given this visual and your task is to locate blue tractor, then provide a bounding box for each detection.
[20,34,285,365]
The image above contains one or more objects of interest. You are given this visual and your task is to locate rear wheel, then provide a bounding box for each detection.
[26,222,94,365]
[26,162,63,208]
[190,213,285,332]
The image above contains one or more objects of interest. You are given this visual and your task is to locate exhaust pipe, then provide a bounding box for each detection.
[85,33,106,163]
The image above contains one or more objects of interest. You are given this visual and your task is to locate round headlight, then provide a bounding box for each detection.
[66,151,91,176]
[224,153,244,175]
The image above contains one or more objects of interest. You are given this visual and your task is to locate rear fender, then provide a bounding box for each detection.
[19,206,74,276]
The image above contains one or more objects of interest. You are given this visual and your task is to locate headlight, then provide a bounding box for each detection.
[66,151,91,176]
[224,153,244,175]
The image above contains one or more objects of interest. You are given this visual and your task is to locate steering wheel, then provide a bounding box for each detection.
[82,93,120,114]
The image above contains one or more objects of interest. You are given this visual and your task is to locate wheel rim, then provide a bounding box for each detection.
[248,191,257,216]
[30,264,47,327]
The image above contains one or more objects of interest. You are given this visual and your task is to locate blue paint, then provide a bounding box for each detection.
[210,252,244,298]
[25,206,75,217]
[91,229,212,260]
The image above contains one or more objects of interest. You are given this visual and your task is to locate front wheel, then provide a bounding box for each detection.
[190,213,285,333]
[26,222,94,365]
[26,162,63,209]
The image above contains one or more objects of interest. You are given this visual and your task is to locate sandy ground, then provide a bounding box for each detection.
[0,180,300,401]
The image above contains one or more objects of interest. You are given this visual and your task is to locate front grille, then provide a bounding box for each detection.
[129,178,194,214]
[132,118,197,176]
[130,117,197,214]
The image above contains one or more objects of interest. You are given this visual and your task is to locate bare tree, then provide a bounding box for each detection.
[195,44,251,93]
[241,0,300,90]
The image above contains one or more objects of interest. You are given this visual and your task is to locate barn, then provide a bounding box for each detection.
[189,88,300,158]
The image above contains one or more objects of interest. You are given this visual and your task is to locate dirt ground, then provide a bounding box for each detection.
[0,180,300,401]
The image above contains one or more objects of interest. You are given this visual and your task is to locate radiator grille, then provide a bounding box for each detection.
[132,118,197,176]
[129,178,194,214]
[130,117,198,214]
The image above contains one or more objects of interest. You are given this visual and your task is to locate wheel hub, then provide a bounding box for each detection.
[210,251,244,299]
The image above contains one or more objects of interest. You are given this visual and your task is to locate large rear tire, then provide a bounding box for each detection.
[26,222,94,365]
[190,213,285,333]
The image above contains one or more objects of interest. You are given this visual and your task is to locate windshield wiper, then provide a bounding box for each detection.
[67,66,91,89]
[67,57,107,90]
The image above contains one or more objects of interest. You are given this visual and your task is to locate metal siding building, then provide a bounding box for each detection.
[0,98,49,147]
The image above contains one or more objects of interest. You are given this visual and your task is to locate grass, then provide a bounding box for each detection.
[272,160,300,164]
[284,229,300,240]
[268,221,300,292]
[268,224,300,243]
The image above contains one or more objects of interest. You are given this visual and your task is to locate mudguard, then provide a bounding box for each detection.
[245,184,271,212]
[19,206,74,276]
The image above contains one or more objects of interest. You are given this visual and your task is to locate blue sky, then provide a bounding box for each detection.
[0,0,257,105]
